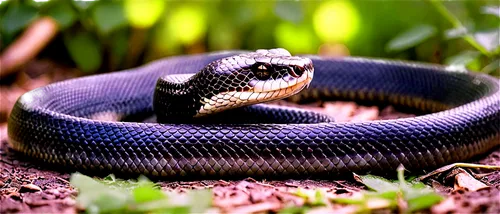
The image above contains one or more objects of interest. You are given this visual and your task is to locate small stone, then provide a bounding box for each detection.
[61,197,76,206]
[9,192,21,200]
[42,192,56,200]
[45,189,60,196]
[24,197,49,207]
[19,184,42,193]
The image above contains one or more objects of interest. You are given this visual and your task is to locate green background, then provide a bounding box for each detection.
[1,0,498,75]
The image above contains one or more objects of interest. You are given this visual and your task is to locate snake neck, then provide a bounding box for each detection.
[153,74,202,122]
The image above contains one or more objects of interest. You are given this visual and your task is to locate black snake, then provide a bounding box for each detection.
[7,49,500,178]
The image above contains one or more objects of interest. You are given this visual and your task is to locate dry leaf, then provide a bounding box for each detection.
[454,170,488,191]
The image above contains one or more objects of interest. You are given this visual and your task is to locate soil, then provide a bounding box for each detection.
[0,60,499,213]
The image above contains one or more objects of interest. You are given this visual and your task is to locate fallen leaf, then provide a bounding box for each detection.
[454,170,488,191]
[19,184,42,193]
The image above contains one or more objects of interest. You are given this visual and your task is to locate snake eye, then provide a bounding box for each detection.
[252,63,271,80]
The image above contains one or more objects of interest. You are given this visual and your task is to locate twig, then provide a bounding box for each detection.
[0,17,59,77]
[418,163,500,181]
[56,176,71,184]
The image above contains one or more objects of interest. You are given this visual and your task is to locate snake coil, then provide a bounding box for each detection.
[7,49,500,178]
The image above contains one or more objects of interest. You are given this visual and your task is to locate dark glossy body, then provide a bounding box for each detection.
[7,52,500,178]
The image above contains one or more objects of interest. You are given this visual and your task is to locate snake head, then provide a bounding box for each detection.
[195,48,314,116]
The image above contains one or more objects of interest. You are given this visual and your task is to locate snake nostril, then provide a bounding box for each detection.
[290,66,304,77]
[304,64,312,71]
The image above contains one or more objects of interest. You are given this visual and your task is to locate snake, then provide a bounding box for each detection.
[7,48,500,178]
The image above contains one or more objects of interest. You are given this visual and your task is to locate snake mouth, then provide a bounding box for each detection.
[250,66,313,97]
[230,62,314,104]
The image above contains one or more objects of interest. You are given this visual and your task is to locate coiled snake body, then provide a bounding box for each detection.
[7,49,500,178]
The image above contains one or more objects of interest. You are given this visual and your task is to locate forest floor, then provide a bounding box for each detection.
[0,60,499,213]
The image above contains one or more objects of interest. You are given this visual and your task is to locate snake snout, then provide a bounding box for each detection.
[289,58,314,78]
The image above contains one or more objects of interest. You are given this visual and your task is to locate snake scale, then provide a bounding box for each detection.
[7,49,500,178]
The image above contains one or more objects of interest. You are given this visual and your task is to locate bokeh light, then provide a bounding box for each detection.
[313,0,360,43]
[167,5,207,45]
[124,0,165,28]
[274,22,317,53]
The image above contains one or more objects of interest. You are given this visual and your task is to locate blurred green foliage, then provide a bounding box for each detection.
[279,167,443,213]
[0,0,498,75]
[71,169,441,214]
[70,173,212,214]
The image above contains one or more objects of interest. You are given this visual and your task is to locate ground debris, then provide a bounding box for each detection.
[0,136,76,213]
[432,185,500,214]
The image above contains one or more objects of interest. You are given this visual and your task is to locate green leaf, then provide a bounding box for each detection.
[46,2,77,29]
[366,191,398,200]
[92,1,127,35]
[70,172,105,191]
[163,206,190,214]
[386,24,437,52]
[406,193,443,213]
[70,173,129,213]
[357,175,400,193]
[103,174,116,182]
[401,183,436,200]
[1,3,38,35]
[188,189,212,213]
[70,173,213,213]
[331,197,365,204]
[294,188,309,199]
[0,0,14,9]
[64,32,102,72]
[482,6,500,17]
[278,206,309,214]
[71,0,95,11]
[132,185,166,203]
[445,51,481,66]
[481,59,500,74]
[446,28,467,40]
[398,170,443,213]
[408,182,427,189]
[109,29,128,68]
[311,189,326,206]
[347,171,442,213]
[91,192,129,213]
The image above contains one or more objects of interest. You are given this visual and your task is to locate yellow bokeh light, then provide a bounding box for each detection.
[124,0,165,28]
[274,22,317,53]
[313,0,360,43]
[167,5,207,45]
